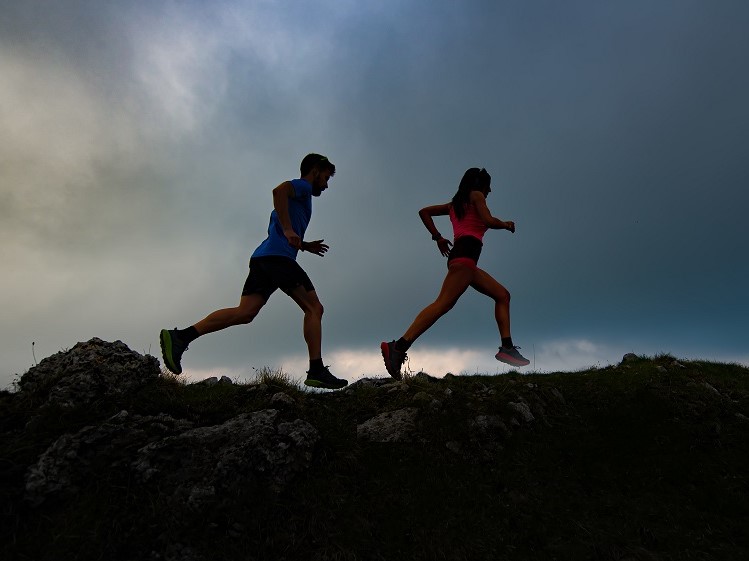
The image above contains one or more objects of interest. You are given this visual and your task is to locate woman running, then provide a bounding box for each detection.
[381,167,530,379]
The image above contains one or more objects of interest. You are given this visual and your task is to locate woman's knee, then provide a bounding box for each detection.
[432,298,457,315]
[496,287,511,305]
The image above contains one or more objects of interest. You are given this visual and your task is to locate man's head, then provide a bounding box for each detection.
[300,153,336,196]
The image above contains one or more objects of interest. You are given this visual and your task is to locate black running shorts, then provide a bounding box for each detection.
[242,256,315,300]
[447,235,483,266]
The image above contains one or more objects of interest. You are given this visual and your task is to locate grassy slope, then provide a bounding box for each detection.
[1,355,748,561]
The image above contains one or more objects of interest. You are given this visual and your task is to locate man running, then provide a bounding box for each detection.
[160,153,347,389]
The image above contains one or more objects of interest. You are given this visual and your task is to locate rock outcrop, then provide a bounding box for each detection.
[17,337,160,408]
[7,338,573,560]
[16,339,562,509]
[18,339,321,512]
[6,343,748,561]
[25,408,319,509]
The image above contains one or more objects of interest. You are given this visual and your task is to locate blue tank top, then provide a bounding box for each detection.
[251,178,313,260]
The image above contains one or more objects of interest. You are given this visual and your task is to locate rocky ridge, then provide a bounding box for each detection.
[4,338,747,561]
[15,338,557,511]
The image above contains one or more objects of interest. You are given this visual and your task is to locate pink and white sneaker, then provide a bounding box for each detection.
[495,346,530,367]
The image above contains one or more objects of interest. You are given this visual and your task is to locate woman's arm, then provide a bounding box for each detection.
[418,203,450,238]
[419,203,453,256]
[470,191,515,233]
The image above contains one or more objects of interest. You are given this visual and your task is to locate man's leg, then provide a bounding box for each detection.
[287,286,347,389]
[193,294,266,336]
[287,286,324,361]
[161,294,266,374]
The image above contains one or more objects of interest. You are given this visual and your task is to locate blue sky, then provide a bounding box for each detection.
[2,0,747,388]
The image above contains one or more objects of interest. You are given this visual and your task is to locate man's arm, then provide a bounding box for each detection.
[272,181,301,248]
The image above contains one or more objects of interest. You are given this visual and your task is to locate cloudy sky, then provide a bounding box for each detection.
[2,0,747,388]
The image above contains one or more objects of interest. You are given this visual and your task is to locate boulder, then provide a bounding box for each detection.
[357,407,420,443]
[17,338,160,408]
[621,353,639,364]
[26,408,320,508]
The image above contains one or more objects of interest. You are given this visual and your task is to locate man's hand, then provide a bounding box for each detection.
[302,239,329,256]
[503,221,516,233]
[284,228,301,249]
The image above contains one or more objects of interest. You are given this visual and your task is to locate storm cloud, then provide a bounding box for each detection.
[2,1,747,387]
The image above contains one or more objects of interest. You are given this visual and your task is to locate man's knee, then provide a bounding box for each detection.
[234,309,258,325]
[242,311,259,324]
[237,301,263,324]
[308,301,324,318]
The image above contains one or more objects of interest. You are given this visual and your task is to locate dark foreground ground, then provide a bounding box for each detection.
[1,350,748,561]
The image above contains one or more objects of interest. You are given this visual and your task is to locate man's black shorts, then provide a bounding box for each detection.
[242,256,315,300]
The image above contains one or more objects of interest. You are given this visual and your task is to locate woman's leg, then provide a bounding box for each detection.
[471,268,529,366]
[470,267,511,339]
[381,262,475,379]
[402,263,475,343]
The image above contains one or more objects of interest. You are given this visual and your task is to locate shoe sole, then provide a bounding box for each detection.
[304,379,347,390]
[159,329,182,375]
[495,353,530,367]
[380,342,403,380]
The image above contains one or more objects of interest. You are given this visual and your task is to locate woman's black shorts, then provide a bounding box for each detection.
[447,235,483,267]
[242,256,315,300]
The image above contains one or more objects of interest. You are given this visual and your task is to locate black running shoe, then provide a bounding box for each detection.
[160,328,188,374]
[380,341,406,380]
[495,346,530,367]
[304,366,348,390]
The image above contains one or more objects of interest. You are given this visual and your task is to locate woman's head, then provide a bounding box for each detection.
[452,167,492,218]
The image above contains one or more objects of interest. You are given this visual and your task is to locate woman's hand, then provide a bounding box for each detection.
[437,237,453,257]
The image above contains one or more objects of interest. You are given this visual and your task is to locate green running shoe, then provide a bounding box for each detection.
[160,328,188,374]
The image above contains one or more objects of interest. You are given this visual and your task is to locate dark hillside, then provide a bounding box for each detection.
[1,339,747,561]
